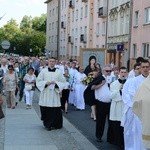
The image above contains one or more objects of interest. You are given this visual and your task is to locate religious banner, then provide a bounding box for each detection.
[80,48,107,68]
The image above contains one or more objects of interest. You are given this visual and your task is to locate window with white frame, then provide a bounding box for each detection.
[143,43,149,57]
[84,26,87,34]
[133,44,137,58]
[52,22,54,29]
[102,21,106,35]
[80,27,82,35]
[80,7,83,19]
[72,11,74,22]
[49,36,51,44]
[125,15,129,34]
[56,7,58,14]
[134,11,139,26]
[49,23,51,30]
[76,10,78,20]
[97,0,101,12]
[145,7,150,23]
[49,10,51,17]
[75,28,78,37]
[96,23,100,36]
[75,46,77,56]
[85,5,88,17]
[53,8,55,16]
[120,16,124,35]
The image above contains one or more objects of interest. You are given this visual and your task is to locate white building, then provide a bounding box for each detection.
[107,0,130,67]
[45,0,58,58]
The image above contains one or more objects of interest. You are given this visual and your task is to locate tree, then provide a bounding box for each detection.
[20,15,32,33]
[32,14,47,32]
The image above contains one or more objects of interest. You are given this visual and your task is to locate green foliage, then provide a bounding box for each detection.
[0,14,46,56]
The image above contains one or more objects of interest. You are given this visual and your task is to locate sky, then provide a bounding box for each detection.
[0,0,47,27]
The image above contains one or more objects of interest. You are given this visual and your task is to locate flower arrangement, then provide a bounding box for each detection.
[82,73,94,85]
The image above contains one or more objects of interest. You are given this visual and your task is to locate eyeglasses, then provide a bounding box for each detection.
[105,70,111,72]
[141,66,149,68]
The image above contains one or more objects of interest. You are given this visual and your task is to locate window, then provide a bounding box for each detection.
[85,5,88,17]
[97,0,101,12]
[49,36,51,44]
[102,21,106,35]
[133,44,137,58]
[76,10,78,20]
[143,43,149,57]
[84,26,87,34]
[80,27,82,34]
[53,8,55,16]
[49,10,51,17]
[120,17,124,35]
[125,15,129,34]
[72,11,74,22]
[52,22,54,29]
[96,23,100,36]
[134,11,139,26]
[49,23,51,30]
[80,7,83,19]
[145,7,150,23]
[56,7,58,14]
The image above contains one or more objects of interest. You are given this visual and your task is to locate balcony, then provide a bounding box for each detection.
[68,36,71,43]
[98,7,107,18]
[69,0,75,8]
[80,34,87,43]
[61,22,66,29]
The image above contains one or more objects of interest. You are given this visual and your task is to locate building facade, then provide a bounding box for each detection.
[130,0,150,67]
[45,0,58,58]
[107,0,130,67]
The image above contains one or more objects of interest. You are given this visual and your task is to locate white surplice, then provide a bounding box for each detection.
[74,72,86,110]
[36,68,66,107]
[110,80,124,121]
[68,68,78,105]
[133,75,150,149]
[122,75,146,150]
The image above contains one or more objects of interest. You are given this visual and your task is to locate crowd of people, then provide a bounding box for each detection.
[0,54,150,150]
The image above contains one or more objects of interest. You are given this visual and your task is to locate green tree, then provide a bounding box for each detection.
[32,14,46,32]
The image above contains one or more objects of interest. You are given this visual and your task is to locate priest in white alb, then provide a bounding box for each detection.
[36,57,66,131]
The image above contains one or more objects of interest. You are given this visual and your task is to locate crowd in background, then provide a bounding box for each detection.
[0,54,150,150]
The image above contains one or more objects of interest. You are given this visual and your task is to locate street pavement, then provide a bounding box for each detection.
[0,89,121,150]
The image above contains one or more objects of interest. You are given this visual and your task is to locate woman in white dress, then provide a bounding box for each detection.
[74,66,86,110]
[23,67,36,109]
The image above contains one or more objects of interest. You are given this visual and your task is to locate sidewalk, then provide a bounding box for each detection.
[4,101,98,150]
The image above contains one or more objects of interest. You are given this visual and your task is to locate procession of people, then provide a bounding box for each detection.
[0,54,150,150]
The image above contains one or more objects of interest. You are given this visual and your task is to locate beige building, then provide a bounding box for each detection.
[45,0,58,58]
[107,0,130,67]
[130,0,150,68]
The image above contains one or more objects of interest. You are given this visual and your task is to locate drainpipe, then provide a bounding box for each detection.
[105,0,109,49]
[57,0,61,59]
[128,0,133,70]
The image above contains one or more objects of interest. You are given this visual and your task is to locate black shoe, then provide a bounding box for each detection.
[15,102,18,106]
[96,137,102,142]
